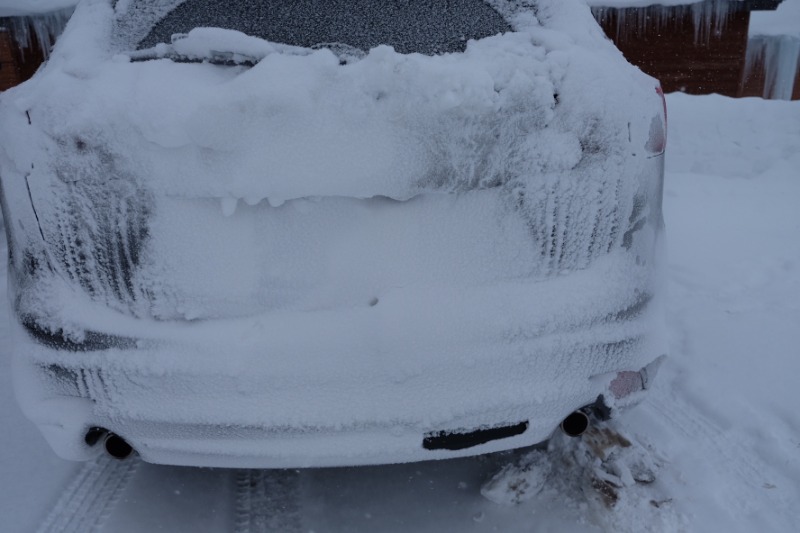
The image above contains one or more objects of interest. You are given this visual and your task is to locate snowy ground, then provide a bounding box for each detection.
[1,92,799,532]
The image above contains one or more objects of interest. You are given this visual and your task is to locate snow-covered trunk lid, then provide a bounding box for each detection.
[1,0,663,326]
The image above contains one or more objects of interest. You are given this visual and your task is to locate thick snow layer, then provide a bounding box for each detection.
[1,0,663,325]
[750,0,800,38]
[651,94,800,532]
[20,3,644,204]
[2,89,799,533]
[0,0,75,17]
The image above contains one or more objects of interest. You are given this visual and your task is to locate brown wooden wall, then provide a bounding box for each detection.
[0,30,22,92]
[593,4,751,97]
[0,23,47,92]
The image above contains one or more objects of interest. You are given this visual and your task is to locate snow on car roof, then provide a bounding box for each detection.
[9,0,654,203]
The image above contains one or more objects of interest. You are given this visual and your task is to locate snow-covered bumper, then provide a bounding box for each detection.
[12,251,667,469]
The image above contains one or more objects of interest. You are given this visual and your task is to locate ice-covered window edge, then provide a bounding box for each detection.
[591,0,743,45]
[744,34,800,99]
[112,0,188,50]
[1,7,73,61]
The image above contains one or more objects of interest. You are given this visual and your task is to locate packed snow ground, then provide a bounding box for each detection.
[1,93,799,532]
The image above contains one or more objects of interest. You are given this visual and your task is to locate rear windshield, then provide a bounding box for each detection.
[133,0,511,55]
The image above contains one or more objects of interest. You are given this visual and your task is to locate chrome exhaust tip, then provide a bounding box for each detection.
[104,433,134,460]
[560,410,590,437]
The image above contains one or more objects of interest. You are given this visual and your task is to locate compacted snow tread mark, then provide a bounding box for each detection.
[234,469,302,533]
[36,454,140,533]
[651,394,764,483]
[648,390,777,517]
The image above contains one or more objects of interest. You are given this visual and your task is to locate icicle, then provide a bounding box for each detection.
[591,0,738,46]
[6,7,73,61]
[689,0,731,44]
[746,35,800,101]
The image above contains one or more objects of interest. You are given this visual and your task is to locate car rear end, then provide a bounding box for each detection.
[0,0,668,467]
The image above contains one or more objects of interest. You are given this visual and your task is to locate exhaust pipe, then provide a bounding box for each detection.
[560,410,590,437]
[85,427,135,459]
[103,433,134,460]
[84,427,107,447]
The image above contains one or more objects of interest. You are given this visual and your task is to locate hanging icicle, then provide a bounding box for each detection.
[591,0,739,46]
[4,7,73,61]
[745,35,800,100]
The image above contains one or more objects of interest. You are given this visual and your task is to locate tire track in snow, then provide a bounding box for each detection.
[234,469,302,533]
[648,389,800,530]
[661,287,771,498]
[36,455,140,533]
[648,390,770,508]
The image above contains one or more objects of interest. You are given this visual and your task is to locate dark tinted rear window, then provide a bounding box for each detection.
[137,0,511,55]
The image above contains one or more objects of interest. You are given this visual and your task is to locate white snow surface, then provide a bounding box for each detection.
[0,0,76,17]
[11,0,647,203]
[1,0,798,528]
[750,0,800,38]
[2,91,799,532]
[0,0,663,328]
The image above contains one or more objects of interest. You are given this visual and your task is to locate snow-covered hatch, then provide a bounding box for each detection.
[0,0,669,468]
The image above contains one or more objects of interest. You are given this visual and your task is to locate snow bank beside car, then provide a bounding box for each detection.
[654,92,800,533]
[665,92,800,177]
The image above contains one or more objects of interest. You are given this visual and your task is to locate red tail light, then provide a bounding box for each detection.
[609,371,645,399]
[591,355,666,402]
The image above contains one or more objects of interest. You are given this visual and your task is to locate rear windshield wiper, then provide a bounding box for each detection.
[127,27,312,66]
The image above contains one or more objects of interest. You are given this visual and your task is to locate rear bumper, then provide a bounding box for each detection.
[23,364,661,469]
[12,250,667,468]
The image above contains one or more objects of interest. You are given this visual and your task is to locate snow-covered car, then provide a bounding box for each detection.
[0,0,667,468]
